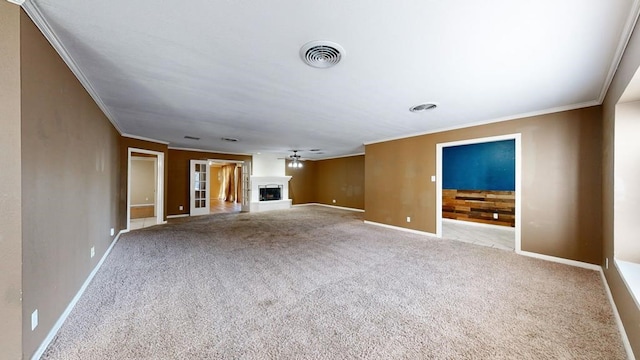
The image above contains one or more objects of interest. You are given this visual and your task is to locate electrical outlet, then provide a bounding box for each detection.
[332,199,336,203]
[31,310,38,331]
[90,246,95,258]
[431,175,436,182]
[406,216,411,223]
[179,205,184,211]
[110,228,114,236]
[493,213,498,219]
[606,258,609,269]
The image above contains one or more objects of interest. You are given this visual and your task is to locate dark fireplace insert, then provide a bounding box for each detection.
[259,184,282,201]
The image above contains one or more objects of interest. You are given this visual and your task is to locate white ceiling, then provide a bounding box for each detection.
[24,0,640,159]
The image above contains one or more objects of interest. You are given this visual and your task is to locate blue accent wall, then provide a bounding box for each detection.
[443,140,515,191]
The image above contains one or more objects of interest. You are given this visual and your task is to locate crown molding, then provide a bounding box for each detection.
[20,0,124,134]
[121,133,170,145]
[363,99,599,146]
[598,0,640,103]
[313,152,365,161]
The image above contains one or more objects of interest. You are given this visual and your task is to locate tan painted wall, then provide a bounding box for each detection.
[286,160,317,204]
[20,10,121,358]
[210,166,223,200]
[602,14,640,356]
[316,156,365,210]
[285,156,364,208]
[130,158,156,205]
[366,106,603,264]
[167,149,251,216]
[0,3,23,358]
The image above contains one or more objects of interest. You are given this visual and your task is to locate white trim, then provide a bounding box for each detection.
[435,134,522,255]
[20,1,124,135]
[600,269,636,360]
[442,218,514,231]
[122,134,169,145]
[312,152,365,161]
[614,259,640,310]
[598,0,640,103]
[166,214,189,219]
[31,230,125,360]
[131,156,156,162]
[127,148,164,231]
[364,220,437,237]
[363,101,597,146]
[7,0,25,5]
[516,250,601,271]
[293,203,365,212]
[130,203,154,207]
[168,146,252,156]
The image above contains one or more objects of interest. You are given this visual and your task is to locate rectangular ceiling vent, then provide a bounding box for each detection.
[184,135,200,140]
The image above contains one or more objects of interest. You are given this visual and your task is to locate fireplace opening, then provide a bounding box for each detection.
[259,184,282,201]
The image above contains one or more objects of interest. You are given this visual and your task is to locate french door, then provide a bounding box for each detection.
[190,160,210,216]
[241,161,251,212]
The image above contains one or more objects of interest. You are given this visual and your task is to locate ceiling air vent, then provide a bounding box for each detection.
[221,137,239,142]
[300,41,345,68]
[409,103,438,112]
[184,135,200,140]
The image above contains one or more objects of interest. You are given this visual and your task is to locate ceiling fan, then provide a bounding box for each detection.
[279,150,305,168]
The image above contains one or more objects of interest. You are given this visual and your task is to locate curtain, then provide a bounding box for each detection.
[218,165,238,202]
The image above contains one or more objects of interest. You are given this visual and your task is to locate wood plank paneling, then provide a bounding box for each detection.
[443,189,515,227]
[130,205,154,219]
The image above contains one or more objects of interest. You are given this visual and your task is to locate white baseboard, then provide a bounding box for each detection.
[294,203,365,212]
[166,214,189,219]
[600,269,636,360]
[516,250,601,271]
[31,230,124,360]
[363,220,437,237]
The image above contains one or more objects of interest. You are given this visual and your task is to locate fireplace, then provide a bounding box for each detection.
[259,184,282,201]
[250,175,292,212]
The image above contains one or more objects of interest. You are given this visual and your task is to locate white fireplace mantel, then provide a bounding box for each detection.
[250,175,292,212]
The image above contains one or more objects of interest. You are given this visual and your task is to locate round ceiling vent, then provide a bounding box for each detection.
[300,41,345,68]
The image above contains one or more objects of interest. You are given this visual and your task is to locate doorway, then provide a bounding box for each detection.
[436,134,521,252]
[189,159,251,216]
[127,148,165,231]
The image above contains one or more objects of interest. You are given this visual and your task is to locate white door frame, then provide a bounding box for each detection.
[127,148,165,231]
[435,133,522,252]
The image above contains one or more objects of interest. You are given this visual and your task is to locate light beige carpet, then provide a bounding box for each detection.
[42,206,626,359]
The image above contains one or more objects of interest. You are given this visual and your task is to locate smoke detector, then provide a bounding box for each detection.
[300,41,345,68]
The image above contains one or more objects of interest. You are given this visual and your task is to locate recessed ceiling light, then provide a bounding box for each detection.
[221,137,239,142]
[409,103,438,112]
[184,135,200,140]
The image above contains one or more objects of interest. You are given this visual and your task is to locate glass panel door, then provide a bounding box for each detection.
[241,161,251,212]
[190,160,210,216]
